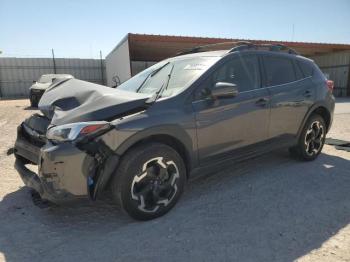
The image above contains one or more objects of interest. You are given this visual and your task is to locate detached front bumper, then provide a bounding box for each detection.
[15,158,43,195]
[15,139,91,203]
[14,120,120,204]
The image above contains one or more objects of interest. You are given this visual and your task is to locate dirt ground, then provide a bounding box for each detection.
[0,99,349,262]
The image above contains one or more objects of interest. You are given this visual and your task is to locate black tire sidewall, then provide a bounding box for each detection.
[112,143,186,220]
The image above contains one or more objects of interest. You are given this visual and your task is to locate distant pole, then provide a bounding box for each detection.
[347,61,350,96]
[0,50,2,98]
[51,49,57,74]
[291,24,295,42]
[100,50,104,85]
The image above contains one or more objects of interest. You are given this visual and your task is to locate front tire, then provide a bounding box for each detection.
[289,114,326,161]
[111,143,186,220]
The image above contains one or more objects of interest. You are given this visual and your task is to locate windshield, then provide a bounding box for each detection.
[117,56,220,97]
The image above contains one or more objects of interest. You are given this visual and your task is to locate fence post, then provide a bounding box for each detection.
[0,51,2,98]
[0,75,2,98]
[51,49,57,74]
[347,62,350,97]
[0,65,2,98]
[100,50,104,85]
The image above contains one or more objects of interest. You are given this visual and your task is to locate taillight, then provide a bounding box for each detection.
[326,80,334,92]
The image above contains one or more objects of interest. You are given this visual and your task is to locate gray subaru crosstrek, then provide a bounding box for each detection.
[13,43,335,220]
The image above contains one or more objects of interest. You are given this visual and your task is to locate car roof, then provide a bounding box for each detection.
[174,48,314,64]
[174,41,313,63]
[40,74,74,78]
[173,50,229,59]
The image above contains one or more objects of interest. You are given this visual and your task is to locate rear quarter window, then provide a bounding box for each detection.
[297,60,314,77]
[293,60,304,80]
[263,56,296,86]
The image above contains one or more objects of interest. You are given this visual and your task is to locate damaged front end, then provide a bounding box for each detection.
[13,79,148,203]
[14,114,121,203]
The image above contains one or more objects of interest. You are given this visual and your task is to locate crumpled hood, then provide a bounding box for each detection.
[38,79,149,126]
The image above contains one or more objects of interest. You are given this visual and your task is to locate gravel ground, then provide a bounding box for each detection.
[0,98,349,262]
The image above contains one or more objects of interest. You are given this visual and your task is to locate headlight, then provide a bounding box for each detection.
[46,121,109,142]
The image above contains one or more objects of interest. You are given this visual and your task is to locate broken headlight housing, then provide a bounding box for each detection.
[46,121,110,142]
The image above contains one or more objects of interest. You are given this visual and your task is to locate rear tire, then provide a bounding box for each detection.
[289,114,326,161]
[111,142,186,221]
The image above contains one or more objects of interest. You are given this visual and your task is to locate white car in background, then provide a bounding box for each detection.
[29,74,74,107]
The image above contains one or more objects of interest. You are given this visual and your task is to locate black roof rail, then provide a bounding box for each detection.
[229,43,298,55]
[176,41,248,56]
[176,41,298,56]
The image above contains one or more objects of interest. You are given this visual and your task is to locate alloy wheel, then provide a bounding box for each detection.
[304,120,325,156]
[130,157,179,213]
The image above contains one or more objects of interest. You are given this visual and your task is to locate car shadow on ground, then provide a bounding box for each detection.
[0,149,350,261]
[23,106,38,110]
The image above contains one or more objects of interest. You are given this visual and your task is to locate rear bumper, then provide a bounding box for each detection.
[328,95,336,132]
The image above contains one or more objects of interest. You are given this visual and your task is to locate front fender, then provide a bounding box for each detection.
[114,124,197,169]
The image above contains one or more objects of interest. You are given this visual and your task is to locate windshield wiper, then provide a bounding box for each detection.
[145,64,174,104]
[136,62,170,93]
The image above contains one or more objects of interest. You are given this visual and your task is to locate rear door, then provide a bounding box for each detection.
[262,54,314,141]
[192,54,270,163]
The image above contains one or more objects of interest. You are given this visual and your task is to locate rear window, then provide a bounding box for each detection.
[298,60,314,77]
[263,56,296,86]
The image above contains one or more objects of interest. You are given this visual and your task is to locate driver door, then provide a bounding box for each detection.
[192,54,270,163]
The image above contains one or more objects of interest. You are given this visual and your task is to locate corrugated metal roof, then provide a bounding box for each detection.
[124,33,350,61]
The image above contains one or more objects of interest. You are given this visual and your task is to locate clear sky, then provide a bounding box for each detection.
[1,0,349,58]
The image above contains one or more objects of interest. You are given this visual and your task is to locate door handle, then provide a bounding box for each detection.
[303,90,311,98]
[255,98,269,107]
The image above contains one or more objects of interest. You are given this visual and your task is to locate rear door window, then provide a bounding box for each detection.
[263,56,296,86]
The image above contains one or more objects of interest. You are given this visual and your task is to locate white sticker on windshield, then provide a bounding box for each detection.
[184,64,207,70]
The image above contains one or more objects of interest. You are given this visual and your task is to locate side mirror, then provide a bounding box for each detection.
[211,82,239,99]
